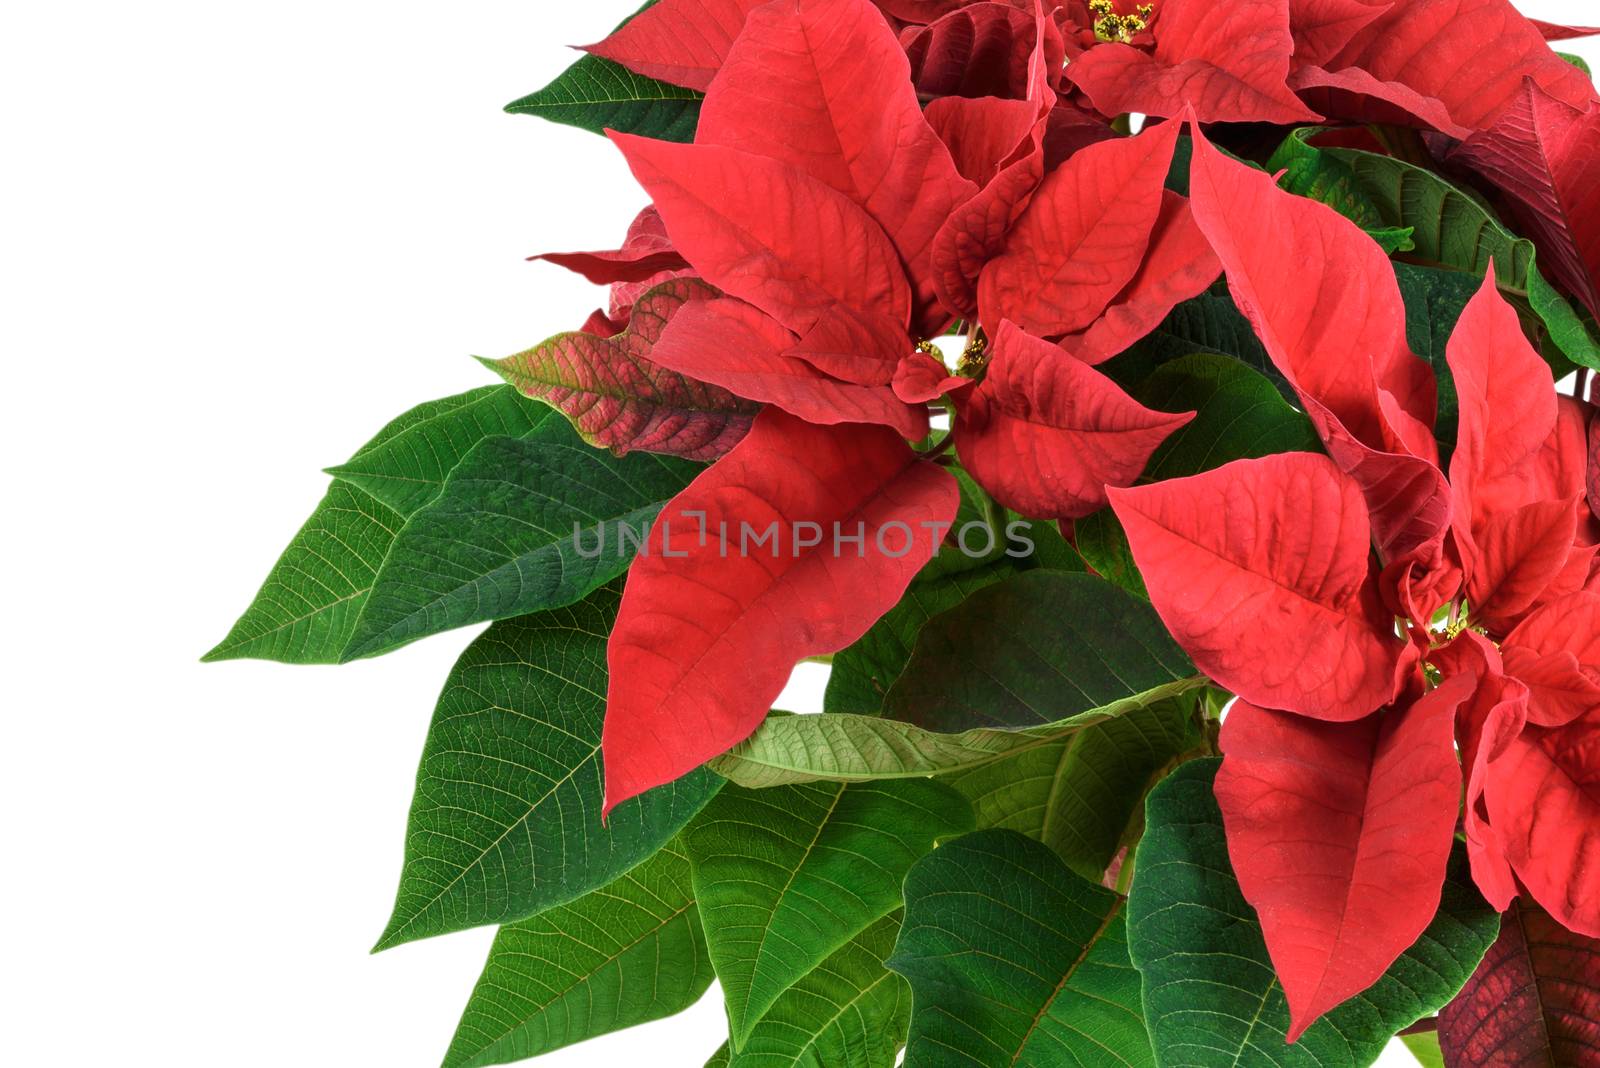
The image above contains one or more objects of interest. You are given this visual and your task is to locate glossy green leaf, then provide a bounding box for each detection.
[342,429,697,660]
[941,697,1208,882]
[685,779,971,1046]
[1104,287,1292,400]
[326,385,557,517]
[204,388,491,664]
[1323,144,1600,371]
[1128,760,1500,1067]
[443,840,713,1068]
[884,570,1203,731]
[504,2,701,142]
[1077,354,1321,597]
[888,829,1155,1067]
[374,585,722,950]
[1267,128,1415,253]
[707,915,912,1068]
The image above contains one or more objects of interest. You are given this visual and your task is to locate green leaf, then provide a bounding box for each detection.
[1322,143,1600,371]
[884,570,1203,731]
[204,388,491,663]
[888,829,1155,1067]
[1127,760,1501,1067]
[685,779,971,1047]
[1267,127,1416,254]
[1559,52,1592,78]
[442,840,714,1068]
[709,915,913,1068]
[374,585,722,950]
[941,697,1207,882]
[504,2,701,142]
[1394,262,1482,458]
[326,385,557,517]
[1104,287,1291,399]
[823,561,1020,715]
[342,428,697,660]
[1400,1032,1445,1068]
[1076,354,1321,597]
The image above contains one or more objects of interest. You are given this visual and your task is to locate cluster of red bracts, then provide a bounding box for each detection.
[522,0,1600,1041]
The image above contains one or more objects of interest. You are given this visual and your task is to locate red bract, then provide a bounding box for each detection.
[957,321,1192,518]
[603,410,958,811]
[1214,675,1470,1040]
[1064,0,1318,124]
[1115,117,1600,1033]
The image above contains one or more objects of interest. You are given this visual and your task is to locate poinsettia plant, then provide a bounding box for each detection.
[209,0,1600,1064]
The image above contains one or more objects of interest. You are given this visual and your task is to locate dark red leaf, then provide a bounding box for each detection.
[1216,678,1469,1039]
[1110,452,1415,721]
[1438,901,1600,1066]
[903,1,1061,99]
[489,278,759,459]
[1530,18,1600,41]
[533,206,688,284]
[956,320,1192,519]
[603,409,959,809]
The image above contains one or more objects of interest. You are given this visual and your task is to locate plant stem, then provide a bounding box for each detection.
[1398,1018,1439,1037]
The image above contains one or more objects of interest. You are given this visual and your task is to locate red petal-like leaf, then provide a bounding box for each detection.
[877,0,968,21]
[649,298,929,438]
[1186,122,1450,574]
[488,278,759,459]
[1288,0,1391,66]
[1447,271,1584,627]
[1066,0,1317,123]
[1438,901,1600,1067]
[602,409,959,809]
[1531,18,1600,41]
[1486,702,1600,937]
[585,0,765,91]
[696,0,975,332]
[1589,405,1600,524]
[904,2,1059,99]
[1110,452,1413,720]
[1315,0,1596,134]
[1505,591,1600,727]
[611,134,913,333]
[784,304,908,387]
[956,321,1192,519]
[533,206,688,284]
[1447,81,1600,319]
[892,350,967,403]
[1216,680,1467,1039]
[1059,190,1221,365]
[924,94,1040,186]
[1289,62,1470,139]
[978,118,1180,337]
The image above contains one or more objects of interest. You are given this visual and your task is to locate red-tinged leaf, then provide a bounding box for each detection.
[904,2,1060,99]
[610,265,697,321]
[956,320,1192,519]
[1504,591,1600,728]
[696,0,976,333]
[877,0,968,20]
[1059,190,1220,365]
[1215,680,1468,1040]
[488,278,759,459]
[1185,122,1450,568]
[585,0,765,91]
[1448,81,1600,319]
[579,308,626,338]
[1485,702,1600,937]
[533,206,688,284]
[924,94,1040,186]
[1439,900,1600,1067]
[784,303,906,387]
[611,134,913,333]
[1109,452,1414,721]
[1287,0,1391,66]
[648,297,930,438]
[1589,406,1600,525]
[1315,0,1596,134]
[1465,497,1583,634]
[602,409,959,809]
[977,118,1180,337]
[1435,630,1529,912]
[1289,62,1470,139]
[1531,18,1600,41]
[892,350,967,403]
[1065,0,1318,123]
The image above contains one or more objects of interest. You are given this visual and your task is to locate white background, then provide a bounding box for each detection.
[3,2,1594,1064]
